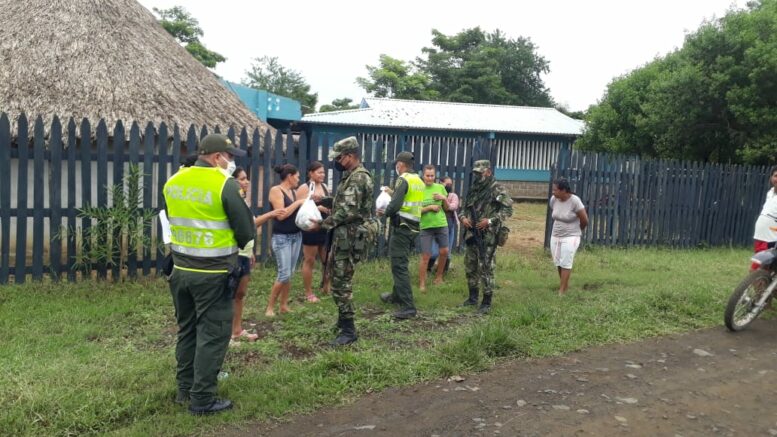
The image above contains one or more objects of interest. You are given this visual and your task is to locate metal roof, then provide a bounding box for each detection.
[302,98,584,136]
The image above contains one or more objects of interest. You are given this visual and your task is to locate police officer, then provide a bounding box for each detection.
[458,160,513,314]
[316,137,375,345]
[378,151,424,319]
[163,134,256,415]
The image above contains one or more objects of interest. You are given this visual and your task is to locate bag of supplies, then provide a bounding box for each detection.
[295,182,322,231]
[375,187,391,211]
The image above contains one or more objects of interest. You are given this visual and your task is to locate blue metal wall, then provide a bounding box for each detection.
[221,81,302,122]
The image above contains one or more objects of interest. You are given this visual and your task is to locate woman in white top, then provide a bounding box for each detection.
[231,167,284,341]
[549,178,589,295]
[751,166,777,269]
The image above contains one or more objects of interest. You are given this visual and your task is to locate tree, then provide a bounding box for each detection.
[356,55,439,100]
[154,6,225,69]
[357,28,554,107]
[419,28,554,106]
[319,98,360,113]
[578,0,777,165]
[243,56,318,114]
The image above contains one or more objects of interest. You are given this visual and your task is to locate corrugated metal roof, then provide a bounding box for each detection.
[301,98,584,136]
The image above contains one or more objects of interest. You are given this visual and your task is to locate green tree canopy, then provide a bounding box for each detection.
[243,56,318,114]
[319,98,361,113]
[154,6,225,69]
[357,28,554,106]
[356,55,439,100]
[578,0,777,165]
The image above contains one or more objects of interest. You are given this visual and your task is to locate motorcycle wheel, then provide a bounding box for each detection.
[724,269,774,332]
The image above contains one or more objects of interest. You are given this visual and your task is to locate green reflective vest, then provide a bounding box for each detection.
[398,172,424,222]
[163,167,238,261]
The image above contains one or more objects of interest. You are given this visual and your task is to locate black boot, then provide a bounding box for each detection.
[462,286,478,306]
[478,294,492,314]
[443,257,450,274]
[330,317,358,346]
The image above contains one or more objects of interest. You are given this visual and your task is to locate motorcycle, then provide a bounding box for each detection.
[724,248,777,331]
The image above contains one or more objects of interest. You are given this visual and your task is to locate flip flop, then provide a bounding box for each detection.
[305,294,320,303]
[231,330,259,342]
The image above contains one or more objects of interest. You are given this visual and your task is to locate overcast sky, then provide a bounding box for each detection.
[138,0,749,112]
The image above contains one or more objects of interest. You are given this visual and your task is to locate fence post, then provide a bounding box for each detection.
[15,114,29,283]
[0,114,11,284]
[49,117,63,281]
[32,116,46,280]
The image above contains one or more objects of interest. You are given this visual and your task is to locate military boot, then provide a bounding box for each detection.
[462,286,478,306]
[330,317,358,346]
[478,294,492,314]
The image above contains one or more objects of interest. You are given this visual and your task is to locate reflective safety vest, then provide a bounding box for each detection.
[398,172,424,222]
[163,166,238,262]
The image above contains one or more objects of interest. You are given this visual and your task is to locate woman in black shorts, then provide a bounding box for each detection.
[295,161,331,302]
[231,167,283,341]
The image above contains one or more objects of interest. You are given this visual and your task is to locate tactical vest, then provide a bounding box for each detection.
[163,167,238,267]
[398,172,424,222]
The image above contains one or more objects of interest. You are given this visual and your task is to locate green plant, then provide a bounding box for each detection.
[69,164,159,278]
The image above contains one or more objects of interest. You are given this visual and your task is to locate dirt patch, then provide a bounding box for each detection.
[503,202,547,253]
[224,319,777,437]
[242,319,275,340]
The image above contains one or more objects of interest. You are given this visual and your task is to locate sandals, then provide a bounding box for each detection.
[305,294,320,303]
[231,329,259,342]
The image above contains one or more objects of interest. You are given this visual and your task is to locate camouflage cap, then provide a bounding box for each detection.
[472,159,492,173]
[394,151,414,165]
[328,136,360,160]
[198,134,246,157]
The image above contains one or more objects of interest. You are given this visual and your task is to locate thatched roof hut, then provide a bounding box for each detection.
[0,0,271,136]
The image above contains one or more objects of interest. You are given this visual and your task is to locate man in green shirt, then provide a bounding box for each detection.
[418,164,449,292]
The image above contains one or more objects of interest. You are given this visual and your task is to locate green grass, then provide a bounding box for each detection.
[0,241,754,436]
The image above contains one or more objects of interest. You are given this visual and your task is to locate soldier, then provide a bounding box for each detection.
[163,134,256,415]
[314,137,375,345]
[458,160,513,314]
[378,151,425,319]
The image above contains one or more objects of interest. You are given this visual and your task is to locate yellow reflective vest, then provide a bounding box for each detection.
[163,167,238,263]
[398,172,424,222]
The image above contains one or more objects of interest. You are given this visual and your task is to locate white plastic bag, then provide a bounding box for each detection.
[295,182,323,231]
[375,187,391,211]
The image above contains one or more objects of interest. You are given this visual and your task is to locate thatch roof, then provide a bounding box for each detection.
[0,0,272,137]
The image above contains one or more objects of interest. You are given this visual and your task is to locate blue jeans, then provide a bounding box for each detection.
[272,232,302,283]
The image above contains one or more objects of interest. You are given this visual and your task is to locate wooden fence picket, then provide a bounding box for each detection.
[32,116,46,280]
[0,114,11,283]
[49,117,63,281]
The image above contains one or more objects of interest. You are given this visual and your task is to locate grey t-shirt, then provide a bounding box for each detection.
[550,194,585,237]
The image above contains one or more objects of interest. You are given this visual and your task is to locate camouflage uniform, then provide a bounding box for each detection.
[322,137,375,344]
[458,160,513,313]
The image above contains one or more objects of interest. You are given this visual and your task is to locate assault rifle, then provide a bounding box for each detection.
[468,205,488,265]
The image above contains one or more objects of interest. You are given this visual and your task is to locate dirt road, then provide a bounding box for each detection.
[230,319,777,436]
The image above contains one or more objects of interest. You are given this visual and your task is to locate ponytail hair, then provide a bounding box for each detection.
[306,161,324,181]
[274,163,298,181]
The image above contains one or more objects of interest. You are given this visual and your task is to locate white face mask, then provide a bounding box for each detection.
[219,154,236,177]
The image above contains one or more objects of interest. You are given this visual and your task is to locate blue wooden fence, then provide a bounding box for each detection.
[0,113,495,283]
[544,149,772,248]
